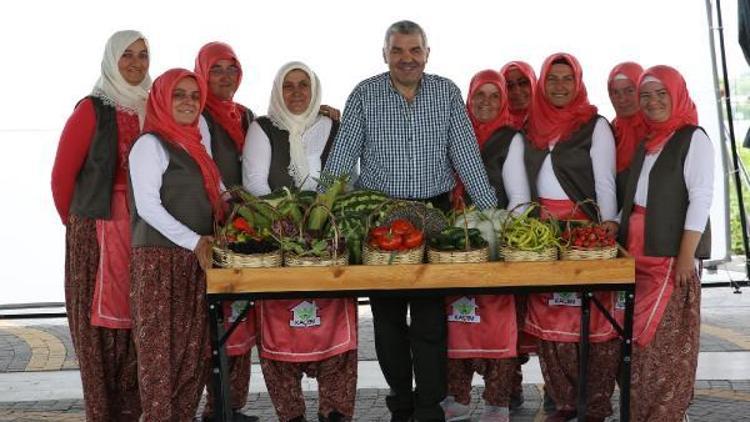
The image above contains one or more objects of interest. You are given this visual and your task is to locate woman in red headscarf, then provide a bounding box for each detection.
[195,41,255,187]
[522,53,619,422]
[619,65,713,422]
[500,60,539,410]
[607,62,648,207]
[194,41,258,422]
[442,70,528,422]
[51,30,150,421]
[501,61,537,130]
[128,68,224,422]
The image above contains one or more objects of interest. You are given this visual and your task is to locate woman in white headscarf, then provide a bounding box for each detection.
[51,30,150,421]
[242,62,356,422]
[242,61,335,194]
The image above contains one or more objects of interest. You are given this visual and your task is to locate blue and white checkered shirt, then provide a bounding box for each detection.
[323,72,497,209]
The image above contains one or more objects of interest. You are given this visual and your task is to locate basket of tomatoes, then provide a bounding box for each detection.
[363,215,425,266]
[560,200,618,261]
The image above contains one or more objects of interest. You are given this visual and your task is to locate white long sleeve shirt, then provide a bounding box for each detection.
[242,116,333,195]
[634,130,714,232]
[536,117,617,221]
[128,133,222,251]
[502,133,531,211]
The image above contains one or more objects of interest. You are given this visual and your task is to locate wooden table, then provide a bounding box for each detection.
[206,255,635,422]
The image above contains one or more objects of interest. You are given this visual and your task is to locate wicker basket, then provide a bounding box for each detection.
[284,251,349,267]
[362,200,427,265]
[499,245,558,262]
[560,199,618,261]
[560,245,618,261]
[498,202,560,262]
[363,242,424,265]
[427,246,490,264]
[213,246,283,268]
[427,205,490,264]
[281,203,349,268]
[212,199,283,269]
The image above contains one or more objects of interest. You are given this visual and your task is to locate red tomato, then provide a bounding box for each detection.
[233,217,254,234]
[402,230,424,249]
[377,234,403,251]
[390,219,415,235]
[370,226,389,239]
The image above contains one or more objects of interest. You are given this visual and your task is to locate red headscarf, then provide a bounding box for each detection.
[608,62,648,172]
[143,68,225,220]
[638,65,698,154]
[452,70,512,208]
[500,61,537,130]
[194,42,247,151]
[466,70,512,146]
[525,53,598,150]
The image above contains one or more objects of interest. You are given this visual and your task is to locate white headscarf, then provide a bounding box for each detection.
[267,61,323,188]
[91,30,151,127]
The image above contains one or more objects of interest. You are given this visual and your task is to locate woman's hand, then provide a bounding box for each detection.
[674,230,702,288]
[319,104,341,121]
[601,220,619,238]
[674,253,697,288]
[194,235,215,271]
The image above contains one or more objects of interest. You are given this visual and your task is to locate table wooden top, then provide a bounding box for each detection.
[206,256,635,295]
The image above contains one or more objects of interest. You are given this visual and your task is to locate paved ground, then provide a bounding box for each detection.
[1,384,749,421]
[1,262,749,421]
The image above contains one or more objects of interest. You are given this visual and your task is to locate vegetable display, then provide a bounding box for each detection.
[216,189,621,268]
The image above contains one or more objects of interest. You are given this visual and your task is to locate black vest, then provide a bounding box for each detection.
[615,167,631,211]
[69,96,118,219]
[618,126,711,258]
[480,126,519,209]
[255,116,339,191]
[203,108,254,189]
[130,134,214,248]
[525,115,603,221]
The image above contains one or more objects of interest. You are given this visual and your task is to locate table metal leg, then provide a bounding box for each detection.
[619,286,635,422]
[577,291,591,421]
[208,299,232,422]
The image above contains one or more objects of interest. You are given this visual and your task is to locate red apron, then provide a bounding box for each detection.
[523,198,618,343]
[515,296,538,354]
[625,206,675,347]
[446,294,517,359]
[224,301,257,356]
[91,188,132,329]
[258,298,357,362]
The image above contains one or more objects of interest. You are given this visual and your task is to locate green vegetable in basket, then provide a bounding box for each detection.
[308,174,348,232]
[429,226,487,251]
[501,206,560,252]
[454,208,509,260]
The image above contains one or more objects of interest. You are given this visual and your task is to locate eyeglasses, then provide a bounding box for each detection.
[209,66,240,77]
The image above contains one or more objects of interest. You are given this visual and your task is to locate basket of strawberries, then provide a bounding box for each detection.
[560,200,618,261]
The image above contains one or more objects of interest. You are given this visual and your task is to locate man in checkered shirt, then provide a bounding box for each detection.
[322,20,498,422]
